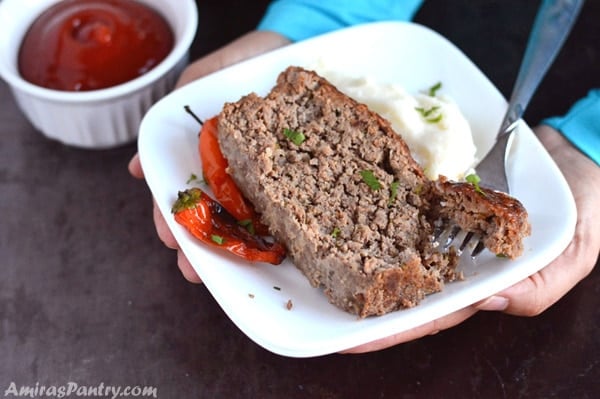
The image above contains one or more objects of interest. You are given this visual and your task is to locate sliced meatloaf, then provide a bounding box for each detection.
[217,66,530,317]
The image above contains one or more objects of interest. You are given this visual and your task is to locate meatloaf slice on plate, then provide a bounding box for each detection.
[217,66,530,317]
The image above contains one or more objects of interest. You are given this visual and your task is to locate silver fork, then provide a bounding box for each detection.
[437,0,584,257]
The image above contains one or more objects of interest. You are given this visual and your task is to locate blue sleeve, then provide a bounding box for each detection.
[543,89,600,166]
[257,0,424,42]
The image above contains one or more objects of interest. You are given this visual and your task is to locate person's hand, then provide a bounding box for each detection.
[344,125,600,353]
[128,30,291,283]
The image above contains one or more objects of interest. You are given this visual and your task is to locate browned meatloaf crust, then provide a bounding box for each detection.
[217,66,530,317]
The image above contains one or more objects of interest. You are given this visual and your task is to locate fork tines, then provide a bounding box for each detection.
[432,223,485,258]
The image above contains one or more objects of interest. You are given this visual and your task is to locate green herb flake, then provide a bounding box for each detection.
[186,173,198,184]
[331,227,341,238]
[415,106,438,117]
[466,173,485,195]
[185,173,205,185]
[388,181,400,205]
[185,173,206,185]
[238,219,255,235]
[428,82,442,97]
[273,286,281,291]
[283,128,306,146]
[415,106,443,123]
[360,170,382,191]
[211,235,225,245]
[426,113,443,123]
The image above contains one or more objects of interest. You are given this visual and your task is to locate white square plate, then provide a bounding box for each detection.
[138,22,576,357]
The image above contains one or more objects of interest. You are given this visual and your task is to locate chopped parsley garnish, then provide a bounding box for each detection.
[186,173,204,185]
[283,128,306,145]
[389,181,400,205]
[211,234,225,245]
[466,173,485,195]
[415,106,443,123]
[360,170,382,191]
[426,113,443,123]
[428,82,442,97]
[331,227,341,238]
[238,219,255,235]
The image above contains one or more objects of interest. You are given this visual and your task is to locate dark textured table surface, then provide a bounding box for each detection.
[2,1,600,398]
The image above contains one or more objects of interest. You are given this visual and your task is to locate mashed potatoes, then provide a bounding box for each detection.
[316,70,477,181]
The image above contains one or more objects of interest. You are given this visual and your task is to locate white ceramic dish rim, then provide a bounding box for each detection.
[138,21,577,357]
[0,0,198,103]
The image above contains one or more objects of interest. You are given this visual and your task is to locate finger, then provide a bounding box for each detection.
[177,250,202,284]
[153,202,202,283]
[153,200,179,250]
[128,153,144,179]
[175,31,291,88]
[151,201,202,283]
[490,241,595,316]
[473,295,509,311]
[176,61,217,88]
[341,306,479,354]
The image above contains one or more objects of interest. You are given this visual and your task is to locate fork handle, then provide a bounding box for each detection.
[476,0,583,193]
[498,0,584,137]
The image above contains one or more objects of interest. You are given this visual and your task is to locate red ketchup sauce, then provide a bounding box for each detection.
[18,0,174,91]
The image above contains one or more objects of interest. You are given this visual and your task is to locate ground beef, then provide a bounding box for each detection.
[217,66,530,317]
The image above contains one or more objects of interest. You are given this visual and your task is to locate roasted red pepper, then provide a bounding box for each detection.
[199,117,255,219]
[198,115,269,235]
[172,188,286,265]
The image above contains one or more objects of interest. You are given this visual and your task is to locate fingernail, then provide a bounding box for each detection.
[477,295,509,311]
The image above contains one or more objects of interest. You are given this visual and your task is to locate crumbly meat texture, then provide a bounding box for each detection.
[217,66,530,317]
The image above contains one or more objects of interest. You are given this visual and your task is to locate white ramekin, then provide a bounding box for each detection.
[0,0,198,149]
